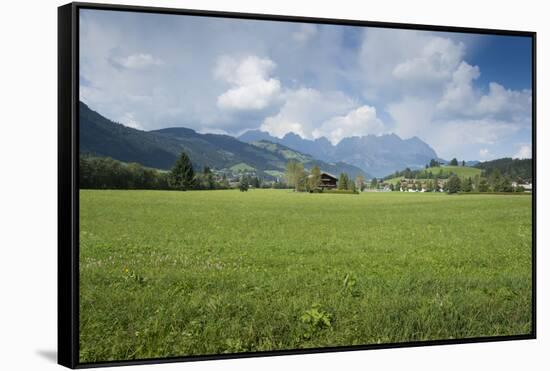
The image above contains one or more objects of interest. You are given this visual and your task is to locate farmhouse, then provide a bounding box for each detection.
[319,172,338,189]
[512,181,533,192]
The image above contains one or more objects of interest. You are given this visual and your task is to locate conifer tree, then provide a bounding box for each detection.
[169,151,195,190]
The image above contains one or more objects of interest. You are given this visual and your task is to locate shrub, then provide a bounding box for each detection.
[300,304,332,339]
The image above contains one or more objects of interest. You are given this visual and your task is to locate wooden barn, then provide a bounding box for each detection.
[319,172,338,189]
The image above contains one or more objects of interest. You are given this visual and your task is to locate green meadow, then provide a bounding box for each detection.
[79,189,532,362]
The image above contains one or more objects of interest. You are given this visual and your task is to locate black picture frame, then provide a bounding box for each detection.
[58,2,537,368]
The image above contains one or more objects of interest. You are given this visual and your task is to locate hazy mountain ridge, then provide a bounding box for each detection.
[250,140,369,179]
[239,130,440,177]
[79,102,367,178]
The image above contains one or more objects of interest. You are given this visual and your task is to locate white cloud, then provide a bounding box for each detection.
[110,53,164,69]
[260,88,357,139]
[215,55,282,111]
[119,112,142,129]
[314,106,385,144]
[386,97,435,139]
[514,144,532,159]
[317,106,384,144]
[477,82,532,119]
[425,119,520,159]
[437,61,480,113]
[292,24,317,43]
[437,66,531,121]
[393,37,465,84]
[359,29,466,100]
[369,29,532,160]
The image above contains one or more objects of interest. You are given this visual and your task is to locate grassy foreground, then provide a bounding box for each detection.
[79,189,532,362]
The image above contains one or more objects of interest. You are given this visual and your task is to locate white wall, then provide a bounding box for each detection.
[0,0,546,370]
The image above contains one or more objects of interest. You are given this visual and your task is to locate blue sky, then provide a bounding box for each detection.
[80,9,532,161]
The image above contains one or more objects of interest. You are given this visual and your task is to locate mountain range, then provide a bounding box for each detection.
[80,101,444,178]
[239,130,439,177]
[79,102,368,179]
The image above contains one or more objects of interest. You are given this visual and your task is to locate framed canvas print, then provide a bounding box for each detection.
[58,2,536,368]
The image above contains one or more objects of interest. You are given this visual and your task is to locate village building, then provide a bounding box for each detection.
[319,172,338,190]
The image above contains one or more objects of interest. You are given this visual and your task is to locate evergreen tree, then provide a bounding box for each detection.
[478,179,489,192]
[462,177,473,192]
[488,168,503,191]
[355,175,366,191]
[200,166,215,189]
[338,173,349,190]
[449,158,458,166]
[169,151,195,190]
[349,179,357,192]
[447,174,461,194]
[252,176,261,188]
[239,176,249,192]
[371,178,378,189]
[499,177,513,192]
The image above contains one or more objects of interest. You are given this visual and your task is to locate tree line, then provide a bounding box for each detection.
[474,157,532,182]
[445,171,517,193]
[80,152,289,191]
[387,160,466,181]
[80,153,232,190]
[80,155,172,189]
[392,169,523,194]
[284,160,361,193]
[285,160,323,192]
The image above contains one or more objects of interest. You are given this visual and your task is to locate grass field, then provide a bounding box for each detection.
[79,189,532,362]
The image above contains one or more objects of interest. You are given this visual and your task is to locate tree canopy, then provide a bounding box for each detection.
[338,173,349,190]
[285,160,306,192]
[308,165,321,191]
[169,151,195,190]
[447,174,461,194]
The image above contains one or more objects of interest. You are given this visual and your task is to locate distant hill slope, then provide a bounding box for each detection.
[79,102,367,179]
[474,158,532,180]
[239,130,439,177]
[427,165,482,178]
[384,165,482,185]
[150,127,285,172]
[251,140,369,179]
[80,101,181,170]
